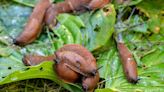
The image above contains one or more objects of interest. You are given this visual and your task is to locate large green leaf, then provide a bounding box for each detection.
[0,1,32,38]
[0,44,81,91]
[57,14,84,44]
[1,0,163,92]
[96,45,164,92]
[52,4,116,52]
[0,61,82,92]
[0,45,82,91]
[0,57,80,91]
[127,15,148,33]
[96,27,164,92]
[0,1,116,91]
[80,4,116,51]
[0,1,82,91]
[137,0,164,33]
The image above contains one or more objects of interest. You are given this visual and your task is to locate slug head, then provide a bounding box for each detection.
[82,72,100,92]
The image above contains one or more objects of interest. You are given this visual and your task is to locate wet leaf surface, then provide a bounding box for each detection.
[0,0,164,92]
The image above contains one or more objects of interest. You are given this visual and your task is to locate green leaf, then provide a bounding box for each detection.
[1,0,163,91]
[0,61,82,92]
[53,25,74,44]
[0,47,13,57]
[0,21,5,33]
[81,4,116,51]
[97,46,164,92]
[0,1,81,91]
[0,51,25,81]
[0,46,82,91]
[0,3,116,91]
[113,0,143,9]
[147,16,162,34]
[0,1,32,38]
[51,14,84,50]
[137,0,164,17]
[96,22,164,91]
[137,0,164,33]
[128,15,148,33]
[51,4,116,53]
[95,88,116,92]
[57,14,83,44]
[12,0,40,7]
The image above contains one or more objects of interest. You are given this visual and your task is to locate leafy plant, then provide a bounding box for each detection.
[0,0,164,92]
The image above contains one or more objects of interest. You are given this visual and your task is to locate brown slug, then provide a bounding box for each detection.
[22,44,97,76]
[23,54,56,66]
[54,60,80,83]
[44,0,109,28]
[56,44,96,63]
[23,53,81,83]
[117,42,138,83]
[88,0,110,10]
[44,0,90,28]
[44,2,73,28]
[22,44,99,87]
[14,0,110,45]
[55,44,97,76]
[13,0,51,46]
[55,51,97,77]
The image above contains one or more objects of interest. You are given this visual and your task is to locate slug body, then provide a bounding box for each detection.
[22,44,99,88]
[45,0,91,28]
[45,2,73,28]
[55,44,97,76]
[22,53,81,82]
[56,44,96,63]
[23,54,56,66]
[117,42,138,83]
[55,51,96,76]
[82,72,100,92]
[45,0,109,28]
[14,0,110,45]
[54,61,79,83]
[14,0,51,46]
[88,0,110,10]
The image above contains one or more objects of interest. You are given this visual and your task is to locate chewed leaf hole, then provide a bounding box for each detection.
[133,47,137,50]
[8,67,12,70]
[53,34,59,39]
[2,76,5,78]
[40,67,43,71]
[25,67,30,71]
[142,65,146,67]
[94,25,100,32]
[103,8,109,12]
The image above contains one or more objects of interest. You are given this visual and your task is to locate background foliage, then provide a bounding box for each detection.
[0,0,163,92]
